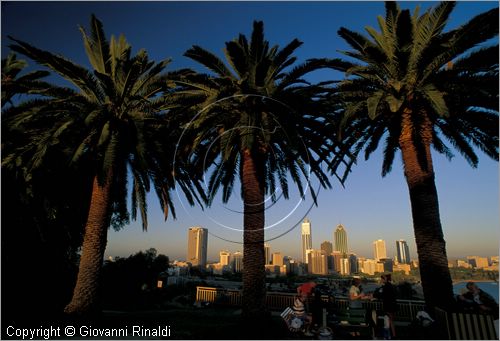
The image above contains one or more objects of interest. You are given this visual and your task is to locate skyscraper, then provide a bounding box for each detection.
[264,243,271,265]
[232,251,243,272]
[219,250,231,266]
[396,240,410,264]
[307,249,328,275]
[301,218,312,263]
[334,224,348,256]
[373,239,387,261]
[187,227,208,267]
[272,252,283,266]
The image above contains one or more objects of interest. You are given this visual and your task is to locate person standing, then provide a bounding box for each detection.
[374,274,397,339]
[349,277,371,309]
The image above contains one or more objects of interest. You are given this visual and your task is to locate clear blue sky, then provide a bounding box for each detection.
[2,1,498,262]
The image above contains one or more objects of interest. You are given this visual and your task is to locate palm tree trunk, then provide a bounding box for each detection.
[399,110,455,312]
[241,149,267,320]
[64,171,113,315]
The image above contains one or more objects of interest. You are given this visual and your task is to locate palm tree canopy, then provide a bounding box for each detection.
[175,20,350,204]
[5,14,204,230]
[331,2,498,176]
[1,52,55,107]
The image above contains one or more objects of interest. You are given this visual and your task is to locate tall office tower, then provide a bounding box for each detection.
[219,250,231,266]
[349,253,358,273]
[321,241,333,255]
[301,218,312,263]
[334,224,348,256]
[307,249,328,275]
[332,251,342,272]
[187,227,208,267]
[340,257,350,275]
[264,243,271,265]
[373,239,387,261]
[396,240,411,264]
[232,251,243,272]
[272,252,284,266]
[321,241,334,272]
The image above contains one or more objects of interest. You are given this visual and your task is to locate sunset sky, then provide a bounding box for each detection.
[2,1,498,262]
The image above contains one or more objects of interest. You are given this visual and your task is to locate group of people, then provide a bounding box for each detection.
[349,274,397,339]
[288,274,397,338]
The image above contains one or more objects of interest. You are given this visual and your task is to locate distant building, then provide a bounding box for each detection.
[232,251,243,272]
[393,263,411,275]
[307,249,328,275]
[456,259,472,268]
[349,253,358,273]
[467,256,489,269]
[265,264,282,276]
[334,224,348,256]
[219,250,231,266]
[359,258,377,275]
[379,258,393,272]
[321,241,334,272]
[332,251,342,273]
[264,243,271,265]
[208,263,231,275]
[321,241,333,255]
[301,219,312,263]
[288,259,306,276]
[187,227,208,267]
[272,252,283,266]
[373,239,387,261]
[340,257,350,275]
[396,240,411,264]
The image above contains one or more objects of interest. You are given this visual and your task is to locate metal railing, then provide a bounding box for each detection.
[195,286,425,322]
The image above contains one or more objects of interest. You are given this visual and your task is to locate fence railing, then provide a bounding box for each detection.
[195,286,425,322]
[435,307,497,340]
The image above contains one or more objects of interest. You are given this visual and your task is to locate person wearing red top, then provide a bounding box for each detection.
[297,281,317,298]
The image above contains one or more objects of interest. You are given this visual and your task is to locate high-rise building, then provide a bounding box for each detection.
[307,249,328,275]
[332,251,342,273]
[187,227,208,267]
[219,250,231,266]
[379,258,394,272]
[320,242,334,273]
[334,224,348,256]
[232,251,243,272]
[349,253,358,274]
[301,218,312,263]
[396,240,410,264]
[264,243,271,265]
[340,257,350,275]
[373,239,387,261]
[321,241,333,255]
[272,252,283,266]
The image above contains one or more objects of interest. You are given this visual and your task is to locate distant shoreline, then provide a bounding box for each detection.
[452,279,498,284]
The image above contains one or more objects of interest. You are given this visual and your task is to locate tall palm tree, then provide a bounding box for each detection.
[6,15,204,315]
[329,2,498,310]
[174,21,349,320]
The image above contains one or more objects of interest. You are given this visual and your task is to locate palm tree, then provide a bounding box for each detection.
[6,15,204,315]
[330,2,498,310]
[174,21,348,320]
[1,52,51,107]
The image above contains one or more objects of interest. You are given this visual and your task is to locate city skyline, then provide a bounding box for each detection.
[3,2,495,261]
[134,223,497,264]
